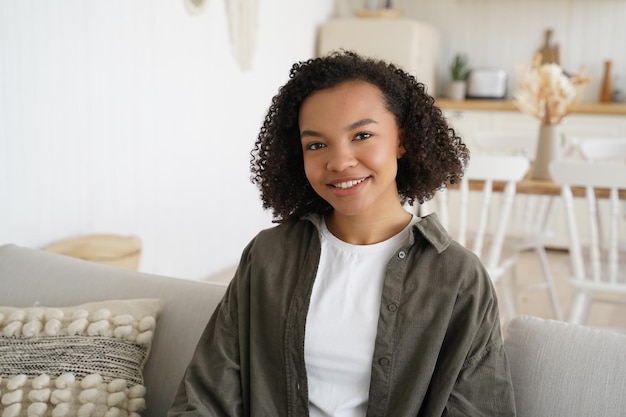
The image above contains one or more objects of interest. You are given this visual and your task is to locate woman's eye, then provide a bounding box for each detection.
[306,142,326,151]
[354,132,372,141]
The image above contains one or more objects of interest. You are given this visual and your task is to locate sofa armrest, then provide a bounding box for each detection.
[504,315,626,417]
[0,243,228,417]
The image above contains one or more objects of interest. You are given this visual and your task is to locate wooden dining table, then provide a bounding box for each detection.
[467,176,626,199]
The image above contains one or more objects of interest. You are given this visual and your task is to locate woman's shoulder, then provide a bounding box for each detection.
[411,216,491,288]
[250,218,318,251]
[235,218,320,285]
[414,214,483,266]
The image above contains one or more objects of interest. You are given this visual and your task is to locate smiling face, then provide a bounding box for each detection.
[299,80,405,222]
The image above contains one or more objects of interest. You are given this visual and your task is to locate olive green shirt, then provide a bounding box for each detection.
[168,214,516,417]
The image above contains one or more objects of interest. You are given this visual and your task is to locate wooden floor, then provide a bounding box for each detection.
[501,248,626,330]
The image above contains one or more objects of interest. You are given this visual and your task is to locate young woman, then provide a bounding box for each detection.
[168,51,515,417]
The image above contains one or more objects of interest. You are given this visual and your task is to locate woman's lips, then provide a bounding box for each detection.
[330,177,367,189]
[326,177,370,196]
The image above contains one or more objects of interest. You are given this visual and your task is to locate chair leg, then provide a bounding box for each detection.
[568,291,591,324]
[535,246,563,320]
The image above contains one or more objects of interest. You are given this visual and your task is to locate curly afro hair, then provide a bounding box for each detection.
[250,50,469,223]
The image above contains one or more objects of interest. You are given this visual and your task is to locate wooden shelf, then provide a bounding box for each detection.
[436,99,626,116]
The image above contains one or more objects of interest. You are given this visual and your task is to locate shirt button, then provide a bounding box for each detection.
[379,358,390,366]
[398,251,406,259]
[388,303,397,312]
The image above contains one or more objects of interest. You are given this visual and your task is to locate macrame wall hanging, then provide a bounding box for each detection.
[185,0,208,14]
[185,0,259,71]
[225,0,259,71]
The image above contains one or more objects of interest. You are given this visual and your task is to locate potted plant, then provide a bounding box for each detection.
[447,53,469,101]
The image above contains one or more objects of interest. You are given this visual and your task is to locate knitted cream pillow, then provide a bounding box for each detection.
[0,299,162,417]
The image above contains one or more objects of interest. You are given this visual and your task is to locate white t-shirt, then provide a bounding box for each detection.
[305,213,419,417]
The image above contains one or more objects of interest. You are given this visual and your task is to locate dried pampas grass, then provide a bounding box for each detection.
[514,55,591,125]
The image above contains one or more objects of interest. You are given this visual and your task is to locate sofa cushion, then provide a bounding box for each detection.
[0,244,228,416]
[504,315,626,417]
[0,299,162,417]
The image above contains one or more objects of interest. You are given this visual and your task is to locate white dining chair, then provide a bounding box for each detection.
[575,137,626,251]
[574,137,626,162]
[420,155,530,322]
[549,160,626,324]
[472,131,563,320]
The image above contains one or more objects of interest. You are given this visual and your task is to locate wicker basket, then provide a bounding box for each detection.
[44,234,142,270]
[354,8,402,18]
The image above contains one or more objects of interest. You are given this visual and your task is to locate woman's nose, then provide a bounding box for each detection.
[326,146,357,172]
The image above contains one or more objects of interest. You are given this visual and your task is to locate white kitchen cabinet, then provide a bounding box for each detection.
[317,18,440,96]
[444,108,626,156]
[560,114,626,139]
[443,110,536,153]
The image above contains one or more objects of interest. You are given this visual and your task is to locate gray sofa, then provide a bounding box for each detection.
[504,314,626,417]
[1,243,625,417]
[0,243,227,417]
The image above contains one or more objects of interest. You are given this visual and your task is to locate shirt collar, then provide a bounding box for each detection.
[302,212,452,254]
[411,213,451,253]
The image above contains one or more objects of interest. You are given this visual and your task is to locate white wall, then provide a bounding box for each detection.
[2,0,625,281]
[0,0,335,280]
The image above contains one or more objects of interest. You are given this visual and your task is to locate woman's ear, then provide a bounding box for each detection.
[397,132,407,158]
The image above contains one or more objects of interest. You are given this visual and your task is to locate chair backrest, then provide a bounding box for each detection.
[421,155,530,273]
[472,131,556,243]
[576,137,626,162]
[549,160,626,286]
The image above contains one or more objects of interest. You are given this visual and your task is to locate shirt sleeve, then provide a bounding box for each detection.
[167,244,253,417]
[444,265,517,417]
[445,324,516,416]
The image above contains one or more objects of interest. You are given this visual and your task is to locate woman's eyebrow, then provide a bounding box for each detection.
[300,129,321,139]
[345,118,377,131]
[300,118,378,139]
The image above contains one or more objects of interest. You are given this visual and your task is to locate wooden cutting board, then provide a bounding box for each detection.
[537,28,560,65]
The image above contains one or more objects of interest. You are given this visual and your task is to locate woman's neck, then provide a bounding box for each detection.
[324,206,413,245]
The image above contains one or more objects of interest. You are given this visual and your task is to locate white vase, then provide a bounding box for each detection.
[447,81,467,101]
[533,123,563,180]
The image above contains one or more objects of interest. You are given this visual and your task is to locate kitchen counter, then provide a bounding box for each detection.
[436,99,626,116]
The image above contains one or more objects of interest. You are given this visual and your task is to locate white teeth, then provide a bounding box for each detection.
[332,178,366,189]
